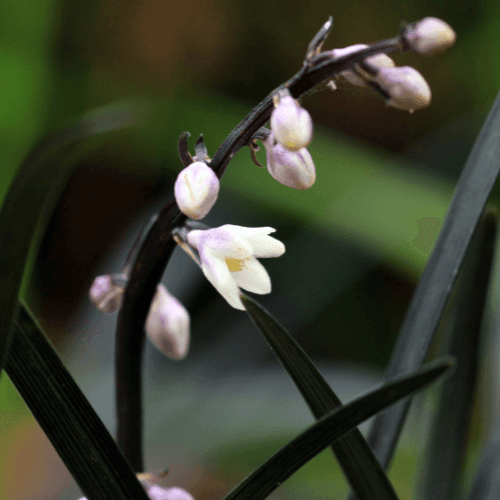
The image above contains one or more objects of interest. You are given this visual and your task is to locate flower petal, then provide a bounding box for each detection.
[188,227,252,260]
[223,225,285,257]
[201,253,244,310]
[232,257,271,294]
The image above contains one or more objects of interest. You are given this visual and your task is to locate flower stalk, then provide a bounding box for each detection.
[114,17,450,471]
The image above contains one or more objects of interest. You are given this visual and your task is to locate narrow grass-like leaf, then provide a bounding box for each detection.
[0,100,147,376]
[223,357,454,500]
[242,293,400,500]
[467,420,500,500]
[364,91,500,471]
[417,209,497,500]
[6,303,150,500]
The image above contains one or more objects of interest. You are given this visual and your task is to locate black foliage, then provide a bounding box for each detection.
[6,303,149,500]
[365,90,500,471]
[243,293,400,500]
[417,209,497,500]
[223,357,453,500]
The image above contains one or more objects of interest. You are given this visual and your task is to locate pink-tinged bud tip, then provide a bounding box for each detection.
[145,284,190,360]
[89,275,124,313]
[405,17,456,56]
[174,162,219,220]
[270,95,313,151]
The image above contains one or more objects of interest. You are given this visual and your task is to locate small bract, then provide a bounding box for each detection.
[174,161,219,220]
[270,95,313,151]
[187,225,285,310]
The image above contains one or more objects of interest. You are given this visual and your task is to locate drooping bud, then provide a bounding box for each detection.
[147,486,195,500]
[375,66,431,112]
[174,161,219,220]
[404,17,456,56]
[89,275,124,313]
[78,486,195,500]
[264,133,315,190]
[145,284,190,360]
[332,44,395,87]
[270,94,313,151]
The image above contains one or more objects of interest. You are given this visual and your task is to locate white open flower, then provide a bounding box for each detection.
[375,66,431,112]
[174,161,220,220]
[404,17,456,56]
[264,132,316,189]
[186,225,285,310]
[270,95,313,151]
[145,284,190,360]
[332,44,395,87]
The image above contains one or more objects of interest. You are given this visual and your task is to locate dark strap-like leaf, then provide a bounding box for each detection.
[364,90,500,471]
[467,419,500,500]
[242,293,400,500]
[6,303,150,500]
[0,100,147,376]
[223,356,454,500]
[417,209,497,500]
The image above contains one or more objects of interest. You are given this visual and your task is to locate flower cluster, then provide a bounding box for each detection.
[333,18,455,112]
[89,15,455,362]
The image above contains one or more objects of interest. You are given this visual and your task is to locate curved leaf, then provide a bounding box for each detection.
[242,293,400,500]
[6,303,150,500]
[0,100,147,375]
[417,209,497,500]
[365,90,500,471]
[224,357,454,500]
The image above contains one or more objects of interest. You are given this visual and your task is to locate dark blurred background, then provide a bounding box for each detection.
[1,0,500,499]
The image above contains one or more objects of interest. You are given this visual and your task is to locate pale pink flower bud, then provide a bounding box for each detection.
[332,44,395,87]
[174,162,219,220]
[89,275,124,313]
[375,66,431,112]
[264,133,315,190]
[405,17,456,56]
[78,486,195,500]
[147,486,195,500]
[270,95,313,151]
[145,284,190,360]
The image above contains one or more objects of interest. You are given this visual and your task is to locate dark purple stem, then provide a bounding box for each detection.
[115,35,404,472]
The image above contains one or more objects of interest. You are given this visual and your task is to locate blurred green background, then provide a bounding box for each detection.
[1,0,499,498]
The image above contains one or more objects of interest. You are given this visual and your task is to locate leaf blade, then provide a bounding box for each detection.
[417,209,497,500]
[242,293,400,500]
[0,100,147,376]
[223,357,454,500]
[6,303,150,500]
[365,90,500,471]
